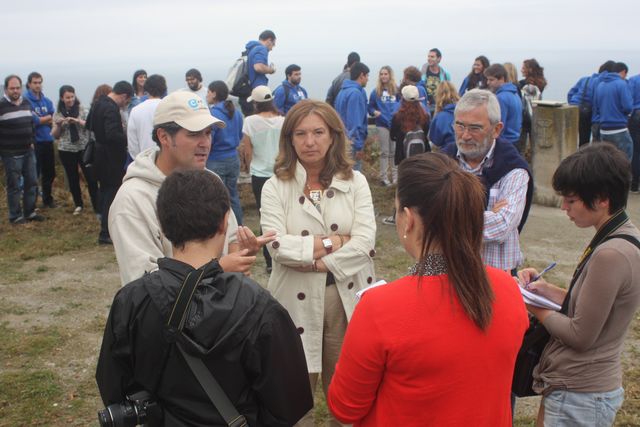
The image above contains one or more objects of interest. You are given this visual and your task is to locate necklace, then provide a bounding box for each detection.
[409,253,447,276]
[306,182,322,205]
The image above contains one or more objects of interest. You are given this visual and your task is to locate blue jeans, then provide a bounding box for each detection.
[207,155,243,225]
[543,387,624,427]
[628,111,640,189]
[600,130,633,161]
[1,149,38,222]
[352,147,362,172]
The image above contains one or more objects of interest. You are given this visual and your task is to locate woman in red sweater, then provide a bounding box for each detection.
[328,153,528,426]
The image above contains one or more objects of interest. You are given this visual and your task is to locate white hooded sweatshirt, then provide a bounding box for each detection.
[109,147,238,285]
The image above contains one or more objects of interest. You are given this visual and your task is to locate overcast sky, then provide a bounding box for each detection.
[3,0,639,101]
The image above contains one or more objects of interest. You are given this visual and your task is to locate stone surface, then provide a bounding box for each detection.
[530,104,579,207]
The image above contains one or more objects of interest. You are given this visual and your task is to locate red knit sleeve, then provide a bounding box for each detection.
[327,294,386,424]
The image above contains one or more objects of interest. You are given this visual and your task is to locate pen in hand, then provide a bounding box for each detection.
[526,262,557,290]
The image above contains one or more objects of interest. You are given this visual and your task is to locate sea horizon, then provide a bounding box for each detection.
[10,47,639,109]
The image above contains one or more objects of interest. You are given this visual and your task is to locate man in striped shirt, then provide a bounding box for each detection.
[0,75,44,224]
[443,89,533,272]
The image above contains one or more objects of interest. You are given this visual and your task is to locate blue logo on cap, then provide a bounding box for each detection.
[188,99,199,109]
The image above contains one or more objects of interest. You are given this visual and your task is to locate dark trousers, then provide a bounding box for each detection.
[591,123,601,142]
[35,142,56,204]
[58,150,99,212]
[239,96,254,116]
[98,183,119,240]
[629,111,640,190]
[578,109,592,146]
[251,175,272,269]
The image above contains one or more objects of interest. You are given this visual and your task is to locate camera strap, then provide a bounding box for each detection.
[167,263,248,427]
[560,209,636,313]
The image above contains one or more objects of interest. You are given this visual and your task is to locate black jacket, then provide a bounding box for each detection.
[87,95,127,185]
[96,258,313,426]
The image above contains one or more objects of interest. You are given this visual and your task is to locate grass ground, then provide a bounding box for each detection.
[0,140,639,426]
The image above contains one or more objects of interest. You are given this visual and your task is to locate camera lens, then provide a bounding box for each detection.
[97,408,114,427]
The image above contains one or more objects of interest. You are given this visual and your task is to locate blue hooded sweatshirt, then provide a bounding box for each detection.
[209,101,243,161]
[629,74,640,112]
[593,72,633,129]
[589,71,610,123]
[24,89,54,143]
[567,73,598,105]
[335,79,368,151]
[246,40,269,88]
[273,80,308,115]
[368,88,400,128]
[495,83,522,144]
[428,103,456,148]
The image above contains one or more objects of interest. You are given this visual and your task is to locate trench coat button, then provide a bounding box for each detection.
[271,241,280,249]
[367,276,373,284]
[301,230,309,236]
[297,292,306,300]
[298,196,305,204]
[330,223,338,232]
[369,249,376,258]
[326,190,335,198]
[297,327,304,334]
[348,282,354,290]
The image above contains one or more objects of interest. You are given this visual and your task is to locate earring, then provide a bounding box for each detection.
[403,233,407,239]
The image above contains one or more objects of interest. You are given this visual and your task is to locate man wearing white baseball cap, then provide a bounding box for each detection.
[109,91,273,285]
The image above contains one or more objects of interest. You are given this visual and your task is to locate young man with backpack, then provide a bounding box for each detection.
[235,30,276,116]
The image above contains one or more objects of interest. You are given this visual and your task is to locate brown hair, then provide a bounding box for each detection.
[522,58,547,92]
[396,98,429,133]
[91,84,112,104]
[435,81,460,114]
[397,153,494,330]
[402,66,422,84]
[484,64,508,81]
[274,100,353,187]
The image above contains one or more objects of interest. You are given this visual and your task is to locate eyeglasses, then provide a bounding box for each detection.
[452,121,486,135]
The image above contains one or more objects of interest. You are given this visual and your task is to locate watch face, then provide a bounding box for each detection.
[323,238,332,248]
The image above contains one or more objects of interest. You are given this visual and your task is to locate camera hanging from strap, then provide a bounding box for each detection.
[166,262,248,427]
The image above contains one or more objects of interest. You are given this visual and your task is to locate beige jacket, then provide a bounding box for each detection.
[260,162,377,372]
[109,148,238,285]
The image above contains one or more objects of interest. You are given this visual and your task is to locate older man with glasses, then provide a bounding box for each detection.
[443,89,533,274]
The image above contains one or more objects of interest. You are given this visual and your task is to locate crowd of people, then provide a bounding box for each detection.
[2,29,640,426]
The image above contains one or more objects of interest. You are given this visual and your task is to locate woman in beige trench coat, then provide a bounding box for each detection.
[261,100,377,426]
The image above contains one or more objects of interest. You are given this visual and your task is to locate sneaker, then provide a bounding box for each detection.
[26,213,45,222]
[382,215,396,226]
[43,200,57,209]
[380,179,391,187]
[10,216,26,225]
[73,206,83,215]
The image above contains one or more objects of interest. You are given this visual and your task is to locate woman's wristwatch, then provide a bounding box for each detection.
[322,237,333,254]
